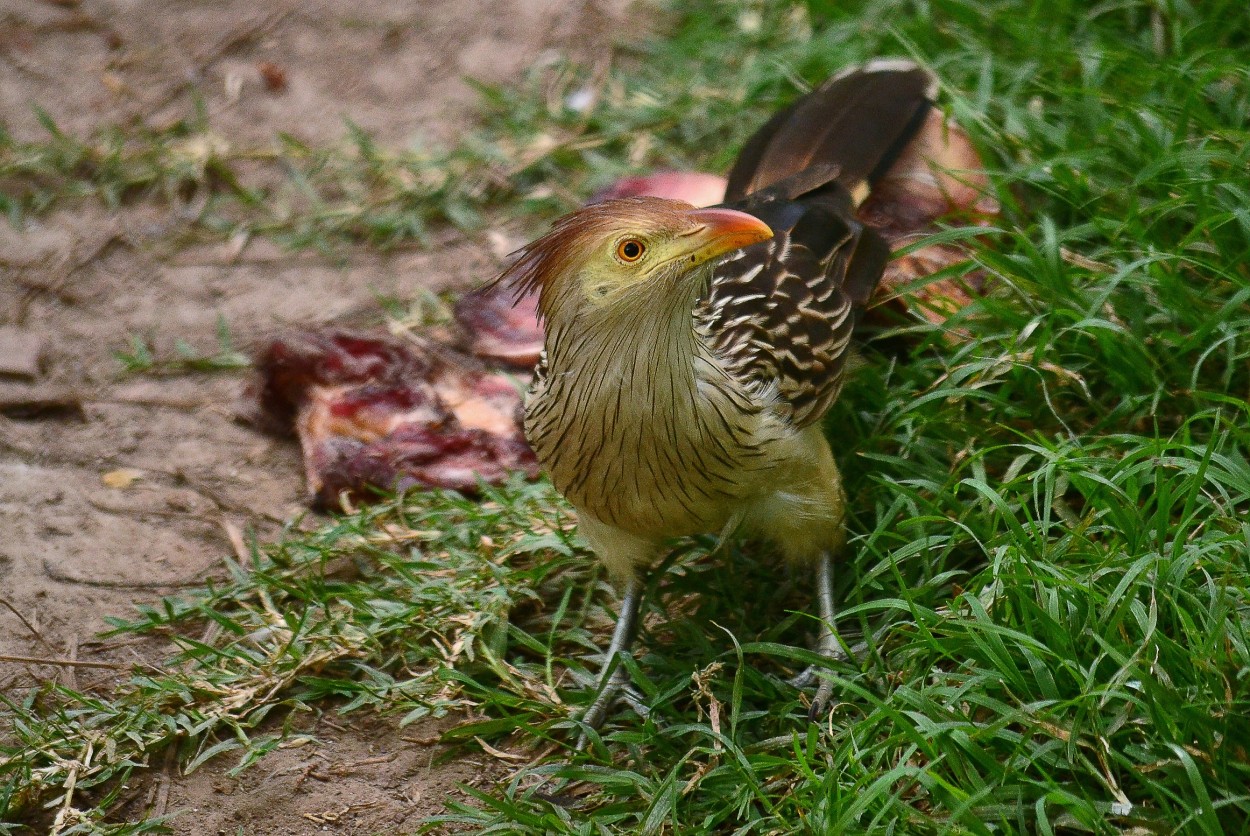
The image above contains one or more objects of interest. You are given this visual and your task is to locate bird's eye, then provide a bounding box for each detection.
[616,239,646,263]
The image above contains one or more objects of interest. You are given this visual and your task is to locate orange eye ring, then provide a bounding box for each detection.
[616,238,646,262]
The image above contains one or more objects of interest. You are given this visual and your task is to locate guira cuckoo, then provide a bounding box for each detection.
[495,60,937,730]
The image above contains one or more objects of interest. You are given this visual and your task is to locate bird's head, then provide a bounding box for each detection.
[494,197,773,322]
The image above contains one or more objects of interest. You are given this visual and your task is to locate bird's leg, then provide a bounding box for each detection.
[580,572,644,734]
[787,550,842,720]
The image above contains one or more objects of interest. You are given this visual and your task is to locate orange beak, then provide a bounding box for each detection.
[683,207,773,266]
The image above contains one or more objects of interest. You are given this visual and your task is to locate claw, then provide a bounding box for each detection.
[786,665,818,690]
[809,676,836,722]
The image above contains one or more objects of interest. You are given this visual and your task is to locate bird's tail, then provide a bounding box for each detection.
[723,59,938,206]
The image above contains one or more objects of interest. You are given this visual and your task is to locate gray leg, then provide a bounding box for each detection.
[787,550,841,720]
[579,573,643,735]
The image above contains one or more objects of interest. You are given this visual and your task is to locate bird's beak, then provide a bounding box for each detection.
[682,208,773,265]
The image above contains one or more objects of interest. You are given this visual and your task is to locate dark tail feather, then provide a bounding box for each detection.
[724,59,937,204]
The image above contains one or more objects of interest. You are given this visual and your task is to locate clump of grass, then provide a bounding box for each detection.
[0,479,589,831]
[0,81,618,253]
[3,0,1250,833]
[113,315,249,376]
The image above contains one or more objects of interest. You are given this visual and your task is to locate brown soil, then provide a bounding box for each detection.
[114,712,504,835]
[0,0,628,830]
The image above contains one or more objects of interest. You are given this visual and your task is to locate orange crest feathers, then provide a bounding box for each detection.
[489,197,701,318]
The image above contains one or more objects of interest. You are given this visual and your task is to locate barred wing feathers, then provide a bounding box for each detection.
[700,59,935,428]
[698,189,889,427]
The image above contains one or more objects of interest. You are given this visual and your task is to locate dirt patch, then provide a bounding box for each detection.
[111,713,506,835]
[1,0,624,145]
[1,0,628,829]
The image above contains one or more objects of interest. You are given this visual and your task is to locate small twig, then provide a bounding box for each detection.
[81,634,148,652]
[473,737,527,763]
[85,495,208,520]
[0,652,124,671]
[81,460,289,526]
[88,395,212,411]
[1060,246,1112,272]
[152,745,176,819]
[329,752,400,775]
[50,762,80,835]
[43,559,208,589]
[318,717,349,734]
[221,519,253,570]
[162,468,289,525]
[290,759,331,789]
[62,635,80,690]
[0,597,58,654]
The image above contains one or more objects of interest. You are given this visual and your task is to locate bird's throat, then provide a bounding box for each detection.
[526,265,777,539]
[546,286,702,399]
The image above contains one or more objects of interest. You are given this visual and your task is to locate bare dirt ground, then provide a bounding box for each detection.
[0,0,629,830]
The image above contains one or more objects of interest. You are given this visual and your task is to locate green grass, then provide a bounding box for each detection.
[112,315,250,376]
[3,0,1250,832]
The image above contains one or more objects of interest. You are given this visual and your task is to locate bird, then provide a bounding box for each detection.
[493,59,938,731]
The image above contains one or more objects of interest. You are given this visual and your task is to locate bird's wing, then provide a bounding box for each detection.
[697,60,936,428]
[724,59,938,203]
[697,186,889,427]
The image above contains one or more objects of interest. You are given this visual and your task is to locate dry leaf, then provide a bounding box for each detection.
[101,468,144,489]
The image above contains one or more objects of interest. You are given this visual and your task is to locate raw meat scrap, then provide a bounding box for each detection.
[254,330,536,507]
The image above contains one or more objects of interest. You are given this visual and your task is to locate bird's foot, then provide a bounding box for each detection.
[785,663,824,691]
[786,638,850,720]
[579,665,636,730]
[575,665,649,750]
[808,676,836,723]
[787,623,897,719]
[786,629,863,688]
[787,663,840,721]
